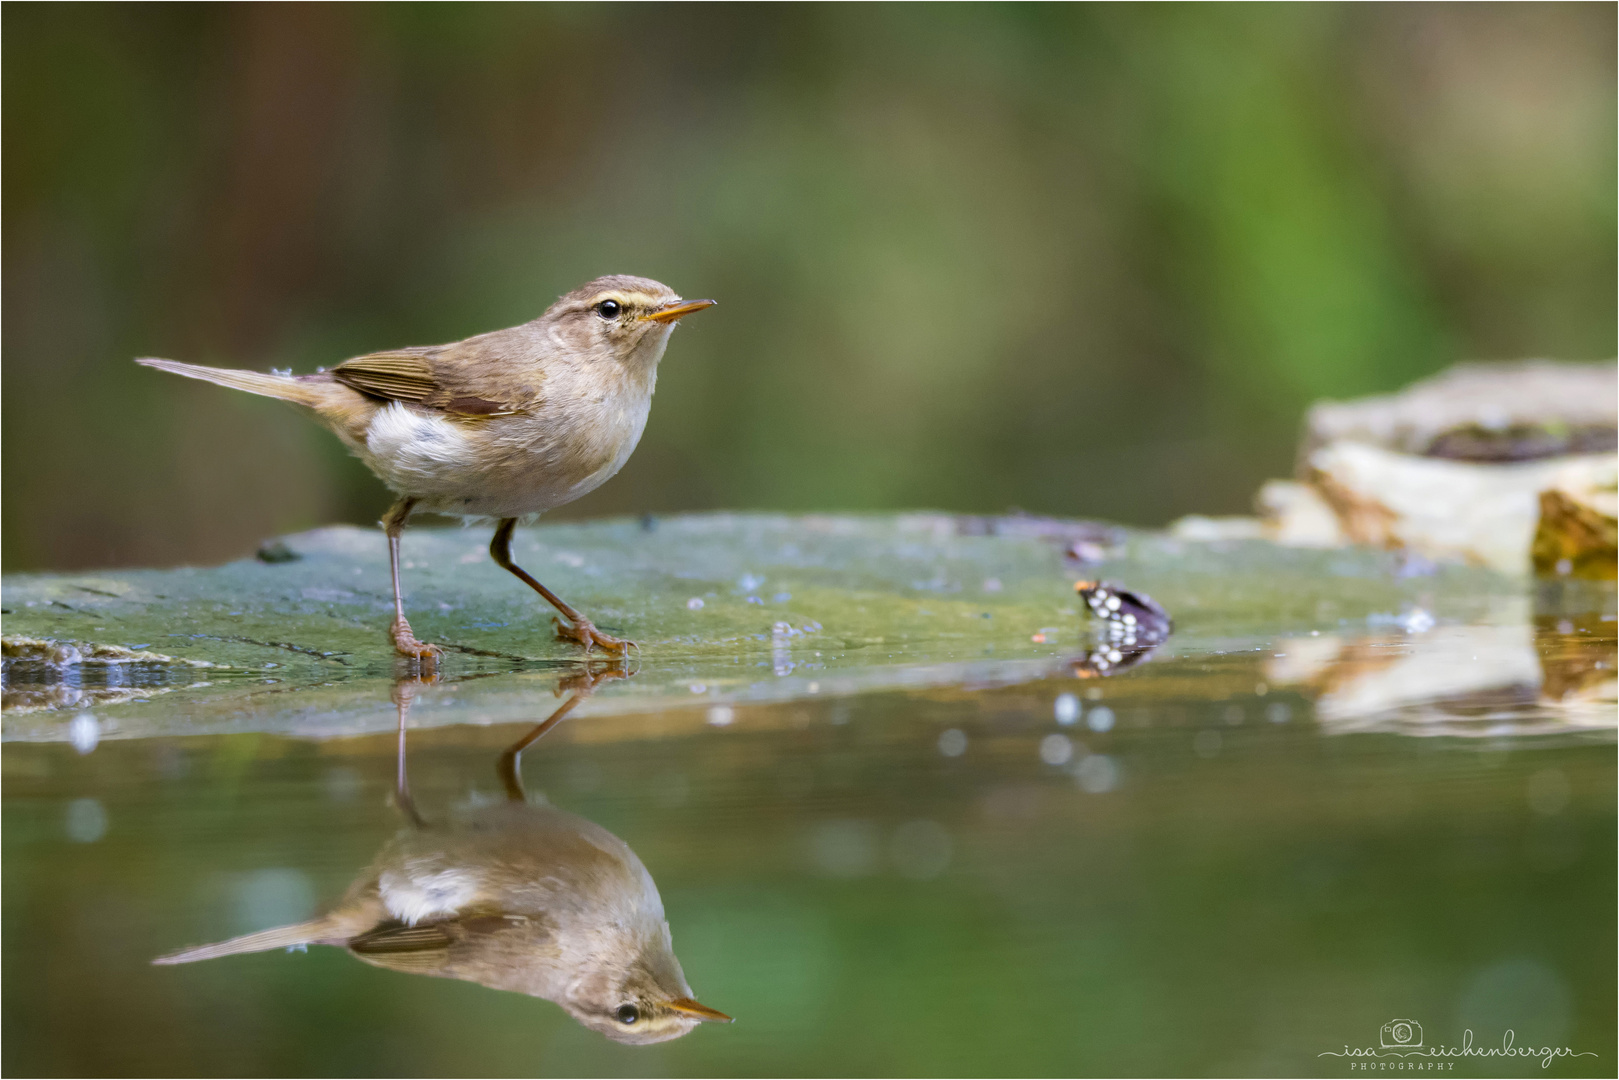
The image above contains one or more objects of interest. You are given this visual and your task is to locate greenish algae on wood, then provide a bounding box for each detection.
[1,513,1523,741]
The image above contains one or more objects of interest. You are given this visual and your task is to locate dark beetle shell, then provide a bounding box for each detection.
[1074,580,1173,645]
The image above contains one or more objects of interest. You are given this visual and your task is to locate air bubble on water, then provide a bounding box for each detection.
[1087,706,1115,733]
[687,597,705,610]
[1397,607,1435,634]
[707,706,735,727]
[808,820,879,878]
[69,713,100,755]
[1054,693,1081,725]
[938,728,968,757]
[1527,768,1572,816]
[1040,733,1074,765]
[65,798,107,843]
[1075,754,1119,793]
[324,767,362,803]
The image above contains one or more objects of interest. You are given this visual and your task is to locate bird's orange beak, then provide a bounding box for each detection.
[641,299,717,324]
[666,997,734,1023]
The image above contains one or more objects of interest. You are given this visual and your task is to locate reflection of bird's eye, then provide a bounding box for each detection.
[615,1004,639,1025]
[594,300,621,320]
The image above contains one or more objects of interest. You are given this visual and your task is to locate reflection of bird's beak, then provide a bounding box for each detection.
[641,299,717,324]
[666,997,734,1023]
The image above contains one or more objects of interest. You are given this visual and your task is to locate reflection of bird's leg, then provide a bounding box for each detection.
[384,497,441,662]
[498,662,632,801]
[391,675,434,827]
[489,518,637,655]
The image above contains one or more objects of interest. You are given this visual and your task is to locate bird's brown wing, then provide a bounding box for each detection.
[346,921,455,974]
[329,348,527,417]
[347,915,550,977]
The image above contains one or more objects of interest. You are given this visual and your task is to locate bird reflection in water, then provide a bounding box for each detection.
[154,665,732,1044]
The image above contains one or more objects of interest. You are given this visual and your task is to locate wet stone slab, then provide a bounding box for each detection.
[1,513,1610,742]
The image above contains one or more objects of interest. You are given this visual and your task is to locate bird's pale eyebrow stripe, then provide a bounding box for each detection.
[589,292,668,309]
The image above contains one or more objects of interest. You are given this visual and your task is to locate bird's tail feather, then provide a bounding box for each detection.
[152,918,343,965]
[136,357,328,408]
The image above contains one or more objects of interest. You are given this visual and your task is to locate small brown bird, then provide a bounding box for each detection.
[138,276,715,658]
[154,675,732,1044]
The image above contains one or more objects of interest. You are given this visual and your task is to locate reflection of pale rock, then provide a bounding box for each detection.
[1264,636,1346,687]
[1308,443,1616,573]
[1266,620,1617,738]
[1309,624,1539,730]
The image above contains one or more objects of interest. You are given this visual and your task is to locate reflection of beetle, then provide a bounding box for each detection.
[1071,640,1163,678]
[1071,581,1173,678]
[1379,1019,1423,1048]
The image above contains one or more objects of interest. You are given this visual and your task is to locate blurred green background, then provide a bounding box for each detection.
[4,3,1614,572]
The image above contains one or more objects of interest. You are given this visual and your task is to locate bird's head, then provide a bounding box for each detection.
[541,275,715,369]
[561,924,732,1045]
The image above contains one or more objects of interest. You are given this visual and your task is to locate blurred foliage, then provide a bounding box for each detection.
[3,3,1614,571]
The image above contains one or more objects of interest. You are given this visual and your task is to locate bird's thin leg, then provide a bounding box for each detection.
[391,677,427,828]
[383,497,439,661]
[497,693,587,802]
[489,518,635,654]
[497,662,633,800]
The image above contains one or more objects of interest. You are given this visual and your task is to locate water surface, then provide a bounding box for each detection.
[4,597,1614,1076]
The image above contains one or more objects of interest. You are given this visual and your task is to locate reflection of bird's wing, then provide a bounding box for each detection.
[347,921,456,974]
[347,913,558,986]
[330,338,539,417]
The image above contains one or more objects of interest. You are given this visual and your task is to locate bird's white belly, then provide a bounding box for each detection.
[380,858,482,925]
[359,402,646,519]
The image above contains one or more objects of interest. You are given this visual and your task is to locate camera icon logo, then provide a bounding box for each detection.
[1380,1019,1423,1049]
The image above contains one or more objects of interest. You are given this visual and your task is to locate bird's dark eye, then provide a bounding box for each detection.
[615,1004,640,1025]
[594,300,622,320]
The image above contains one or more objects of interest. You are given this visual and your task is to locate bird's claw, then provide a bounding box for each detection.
[552,615,636,655]
[555,661,634,696]
[390,619,443,664]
